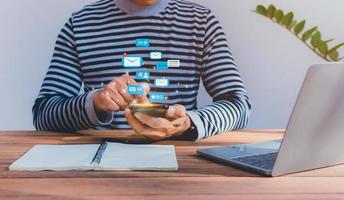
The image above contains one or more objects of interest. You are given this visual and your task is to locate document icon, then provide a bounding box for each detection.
[150,52,163,60]
[155,62,168,70]
[122,56,143,68]
[128,84,144,95]
[155,78,169,87]
[136,39,150,48]
[168,60,180,68]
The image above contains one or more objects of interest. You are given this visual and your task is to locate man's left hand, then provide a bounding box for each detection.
[124,104,191,141]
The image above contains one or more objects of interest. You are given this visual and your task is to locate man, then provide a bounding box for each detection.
[33,0,251,141]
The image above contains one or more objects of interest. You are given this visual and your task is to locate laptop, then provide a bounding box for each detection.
[197,63,344,176]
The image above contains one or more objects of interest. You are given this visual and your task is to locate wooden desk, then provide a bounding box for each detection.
[1,130,344,200]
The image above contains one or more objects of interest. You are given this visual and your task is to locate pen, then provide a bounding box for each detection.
[91,142,108,165]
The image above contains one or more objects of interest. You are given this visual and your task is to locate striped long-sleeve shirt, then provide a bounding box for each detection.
[33,0,251,140]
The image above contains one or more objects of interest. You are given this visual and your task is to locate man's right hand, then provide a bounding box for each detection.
[92,74,149,113]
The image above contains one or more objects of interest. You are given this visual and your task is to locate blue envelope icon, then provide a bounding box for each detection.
[155,78,169,87]
[122,56,143,68]
[150,52,163,60]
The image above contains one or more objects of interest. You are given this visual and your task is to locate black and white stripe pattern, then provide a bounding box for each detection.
[33,0,251,140]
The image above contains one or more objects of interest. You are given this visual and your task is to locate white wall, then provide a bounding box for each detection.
[0,0,343,130]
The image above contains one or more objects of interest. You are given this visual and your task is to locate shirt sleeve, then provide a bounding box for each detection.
[186,10,251,140]
[32,17,113,132]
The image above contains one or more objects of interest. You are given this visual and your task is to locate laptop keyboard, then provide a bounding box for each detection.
[232,152,278,170]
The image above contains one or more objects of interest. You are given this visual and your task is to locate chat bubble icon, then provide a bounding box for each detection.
[136,39,150,48]
[128,84,144,96]
[149,92,166,103]
[155,61,168,70]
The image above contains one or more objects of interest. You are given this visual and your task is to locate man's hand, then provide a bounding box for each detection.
[124,104,191,141]
[93,74,149,113]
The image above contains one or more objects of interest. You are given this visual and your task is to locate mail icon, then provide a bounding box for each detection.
[150,52,163,60]
[155,78,169,87]
[122,56,143,68]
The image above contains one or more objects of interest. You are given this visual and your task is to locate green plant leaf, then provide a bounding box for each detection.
[311,31,321,48]
[294,20,306,35]
[256,5,267,16]
[302,26,318,42]
[318,41,329,55]
[288,20,298,30]
[329,50,339,61]
[267,4,276,19]
[281,12,294,27]
[253,4,343,62]
[324,39,334,43]
[327,42,344,56]
[274,9,284,23]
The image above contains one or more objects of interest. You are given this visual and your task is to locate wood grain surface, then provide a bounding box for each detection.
[1,130,343,200]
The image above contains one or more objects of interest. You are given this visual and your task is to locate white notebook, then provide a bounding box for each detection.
[9,142,178,171]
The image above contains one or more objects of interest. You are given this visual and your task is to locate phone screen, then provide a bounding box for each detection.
[129,104,169,117]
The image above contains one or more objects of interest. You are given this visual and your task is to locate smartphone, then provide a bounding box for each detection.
[129,104,169,118]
